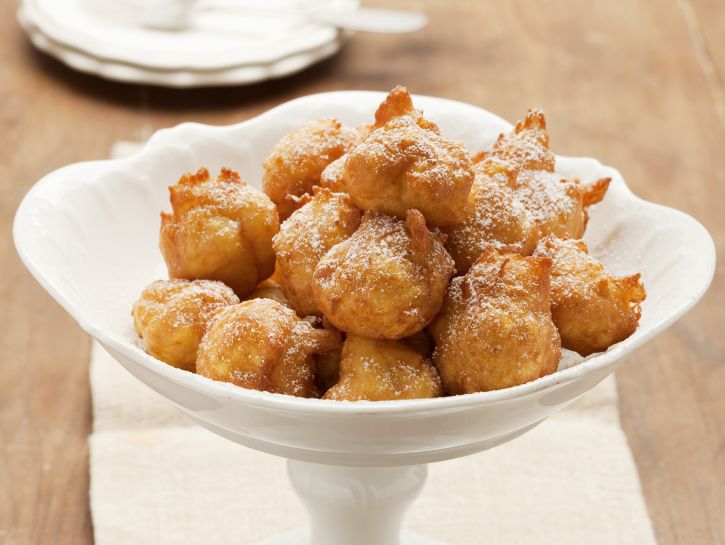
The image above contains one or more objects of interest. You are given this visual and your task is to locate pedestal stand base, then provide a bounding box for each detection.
[256,529,451,545]
[276,460,444,545]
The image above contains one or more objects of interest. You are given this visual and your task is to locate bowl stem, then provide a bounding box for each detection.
[287,459,428,545]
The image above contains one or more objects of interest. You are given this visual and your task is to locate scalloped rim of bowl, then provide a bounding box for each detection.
[13,91,717,415]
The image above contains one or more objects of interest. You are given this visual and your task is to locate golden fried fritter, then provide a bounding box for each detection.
[132,279,239,371]
[323,335,443,401]
[319,154,348,193]
[196,299,341,397]
[445,161,537,273]
[160,167,278,299]
[514,171,610,241]
[313,209,455,340]
[343,86,474,228]
[430,249,560,393]
[273,188,362,316]
[262,118,358,220]
[472,108,610,243]
[474,108,555,173]
[534,236,646,356]
[245,279,288,306]
[318,124,372,194]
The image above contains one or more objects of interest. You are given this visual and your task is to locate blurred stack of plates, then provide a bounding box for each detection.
[18,0,356,87]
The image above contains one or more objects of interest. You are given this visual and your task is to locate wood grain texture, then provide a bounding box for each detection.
[0,0,723,544]
[682,0,725,129]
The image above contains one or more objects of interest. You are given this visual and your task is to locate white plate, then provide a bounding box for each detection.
[13,91,716,466]
[18,0,352,87]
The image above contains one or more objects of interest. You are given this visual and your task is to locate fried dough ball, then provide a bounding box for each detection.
[445,161,537,273]
[132,279,239,371]
[317,125,372,194]
[514,171,610,241]
[471,108,609,244]
[262,118,358,220]
[469,109,609,244]
[313,209,455,340]
[245,279,288,307]
[534,236,646,356]
[196,299,342,397]
[343,86,475,228]
[474,108,555,173]
[273,188,362,316]
[319,154,348,193]
[323,335,443,401]
[159,167,278,299]
[430,249,560,393]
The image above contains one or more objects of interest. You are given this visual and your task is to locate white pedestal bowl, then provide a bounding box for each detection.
[14,92,715,545]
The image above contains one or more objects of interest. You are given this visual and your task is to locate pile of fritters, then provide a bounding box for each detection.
[132,86,646,401]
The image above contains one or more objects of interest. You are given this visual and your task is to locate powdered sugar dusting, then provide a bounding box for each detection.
[515,170,579,232]
[431,251,560,393]
[313,211,454,339]
[134,278,239,331]
[323,336,442,401]
[343,88,474,228]
[273,189,361,316]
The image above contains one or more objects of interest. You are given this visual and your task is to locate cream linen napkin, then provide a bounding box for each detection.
[90,142,657,545]
[90,344,658,545]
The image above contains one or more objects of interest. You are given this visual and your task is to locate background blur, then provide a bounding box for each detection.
[1,1,723,544]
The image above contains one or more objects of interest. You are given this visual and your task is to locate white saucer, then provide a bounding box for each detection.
[19,0,353,87]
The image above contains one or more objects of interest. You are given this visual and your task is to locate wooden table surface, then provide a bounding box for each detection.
[1,0,723,543]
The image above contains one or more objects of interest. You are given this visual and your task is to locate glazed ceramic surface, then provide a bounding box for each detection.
[14,91,715,466]
[18,0,353,87]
